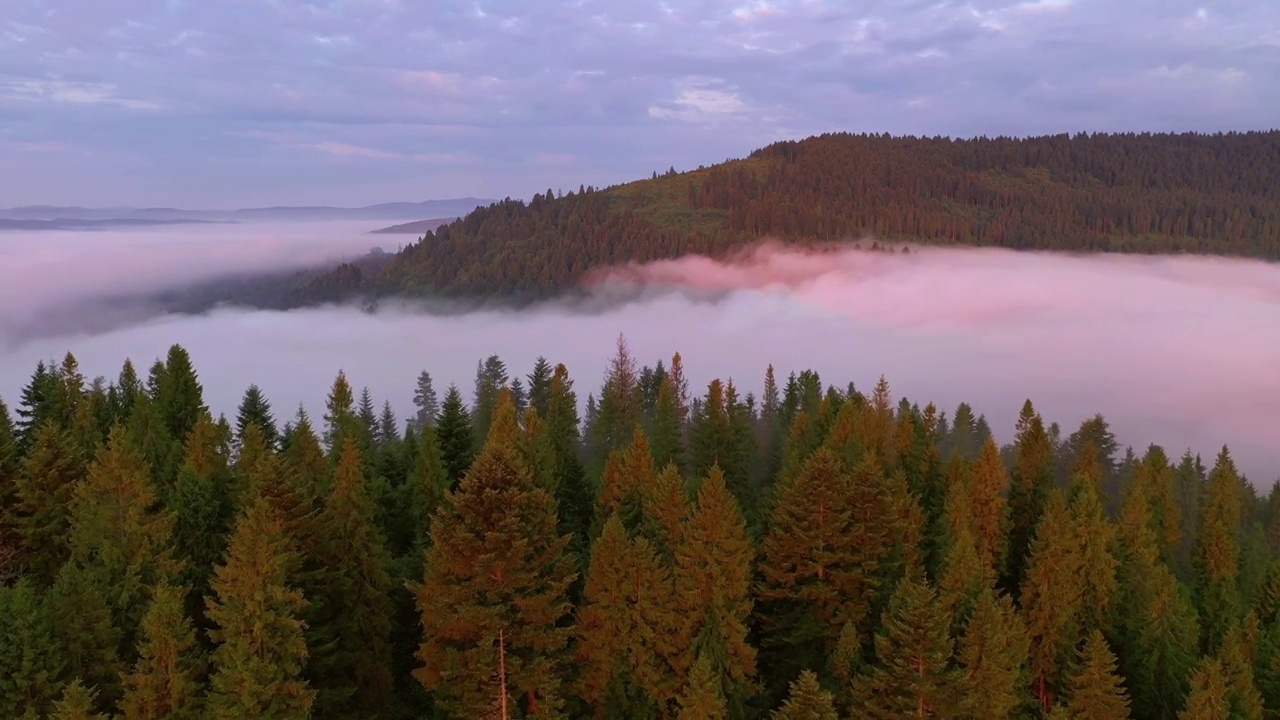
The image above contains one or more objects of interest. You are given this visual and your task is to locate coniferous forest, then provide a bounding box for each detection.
[285,130,1280,307]
[3,338,1280,720]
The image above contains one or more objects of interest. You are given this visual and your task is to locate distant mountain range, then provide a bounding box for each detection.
[0,198,494,227]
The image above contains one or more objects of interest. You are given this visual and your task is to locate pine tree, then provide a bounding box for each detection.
[0,395,20,581]
[306,438,394,719]
[1006,400,1055,595]
[65,426,179,658]
[970,436,1010,576]
[119,583,204,720]
[1178,657,1231,720]
[436,384,475,488]
[673,467,757,719]
[576,514,678,715]
[13,421,80,584]
[471,355,510,448]
[0,579,66,718]
[234,384,276,449]
[413,391,577,717]
[50,680,109,720]
[1065,630,1132,719]
[771,670,838,720]
[957,589,1030,720]
[1197,446,1244,655]
[679,653,729,720]
[412,370,440,431]
[526,357,554,418]
[852,571,960,719]
[589,334,642,480]
[756,448,887,698]
[205,495,315,719]
[651,376,686,474]
[1022,489,1083,712]
[542,363,592,555]
[323,369,360,456]
[170,417,234,629]
[47,561,125,711]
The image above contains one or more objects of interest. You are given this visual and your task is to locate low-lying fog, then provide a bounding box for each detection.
[1,223,1277,484]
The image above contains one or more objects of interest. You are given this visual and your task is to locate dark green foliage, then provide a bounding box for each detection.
[233,384,276,449]
[0,579,66,717]
[290,131,1280,305]
[435,383,475,488]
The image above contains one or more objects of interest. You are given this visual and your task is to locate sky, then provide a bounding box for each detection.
[2,0,1277,208]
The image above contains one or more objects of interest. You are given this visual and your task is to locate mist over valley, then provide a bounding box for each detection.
[3,221,1276,484]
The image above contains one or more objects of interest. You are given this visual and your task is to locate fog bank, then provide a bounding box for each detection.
[1,228,1277,484]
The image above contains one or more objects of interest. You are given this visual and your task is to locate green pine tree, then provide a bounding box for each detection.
[0,579,66,718]
[1065,630,1132,719]
[119,582,204,720]
[771,670,838,720]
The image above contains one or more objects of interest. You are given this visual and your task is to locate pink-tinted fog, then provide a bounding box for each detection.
[0,229,1276,485]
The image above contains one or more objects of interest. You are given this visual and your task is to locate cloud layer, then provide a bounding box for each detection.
[1,224,1277,485]
[2,0,1277,206]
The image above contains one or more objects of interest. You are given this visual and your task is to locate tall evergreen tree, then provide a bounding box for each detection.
[0,579,66,718]
[154,345,206,444]
[471,355,510,448]
[306,438,394,719]
[1005,400,1056,596]
[436,384,475,488]
[672,467,757,719]
[119,583,204,720]
[589,334,643,481]
[12,421,80,584]
[957,589,1030,720]
[1197,446,1245,655]
[322,370,360,456]
[205,494,314,719]
[526,357,554,418]
[1065,630,1132,719]
[233,384,276,450]
[852,571,960,719]
[1178,657,1231,720]
[411,370,440,431]
[771,670,838,720]
[413,391,577,718]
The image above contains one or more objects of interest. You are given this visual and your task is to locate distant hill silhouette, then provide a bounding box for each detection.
[281,130,1280,307]
[370,217,456,234]
[0,198,494,224]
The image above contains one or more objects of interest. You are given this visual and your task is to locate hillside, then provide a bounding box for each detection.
[370,217,456,234]
[288,130,1280,305]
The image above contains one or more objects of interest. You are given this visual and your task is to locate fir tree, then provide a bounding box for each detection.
[771,670,838,720]
[119,583,204,720]
[1178,657,1231,720]
[50,680,109,720]
[153,345,206,444]
[852,571,960,719]
[957,589,1030,720]
[1066,630,1132,719]
[205,495,315,719]
[678,653,728,720]
[1022,489,1083,712]
[412,370,440,431]
[413,391,577,718]
[436,384,475,488]
[1197,446,1244,655]
[576,514,678,715]
[971,436,1010,576]
[589,334,642,480]
[13,421,80,584]
[673,467,757,719]
[1006,400,1056,596]
[306,438,394,719]
[0,579,66,718]
[471,355,510,449]
[756,448,887,698]
[526,357,554,418]
[651,376,686,474]
[323,370,360,456]
[234,384,276,449]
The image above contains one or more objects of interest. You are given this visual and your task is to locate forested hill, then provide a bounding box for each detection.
[289,130,1280,305]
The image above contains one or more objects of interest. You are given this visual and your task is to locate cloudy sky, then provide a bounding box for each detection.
[2,0,1277,208]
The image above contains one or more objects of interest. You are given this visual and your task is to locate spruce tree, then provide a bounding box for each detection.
[471,355,510,448]
[154,344,206,444]
[436,384,475,488]
[1197,446,1244,655]
[589,334,643,480]
[50,680,109,720]
[852,571,960,719]
[1021,489,1083,712]
[756,448,887,698]
[322,370,360,456]
[957,589,1030,720]
[0,579,66,718]
[413,391,577,717]
[651,376,686,474]
[526,357,554,418]
[306,438,394,719]
[1178,657,1231,720]
[1005,400,1055,595]
[13,421,80,584]
[577,514,678,715]
[970,436,1010,576]
[1065,630,1132,719]
[673,466,757,719]
[205,495,315,718]
[234,384,276,449]
[119,583,204,720]
[412,370,440,431]
[679,653,729,720]
[771,670,838,720]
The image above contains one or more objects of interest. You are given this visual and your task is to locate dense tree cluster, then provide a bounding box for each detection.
[291,130,1280,305]
[2,338,1280,719]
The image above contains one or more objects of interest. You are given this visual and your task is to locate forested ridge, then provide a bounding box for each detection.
[291,130,1280,306]
[3,337,1280,719]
